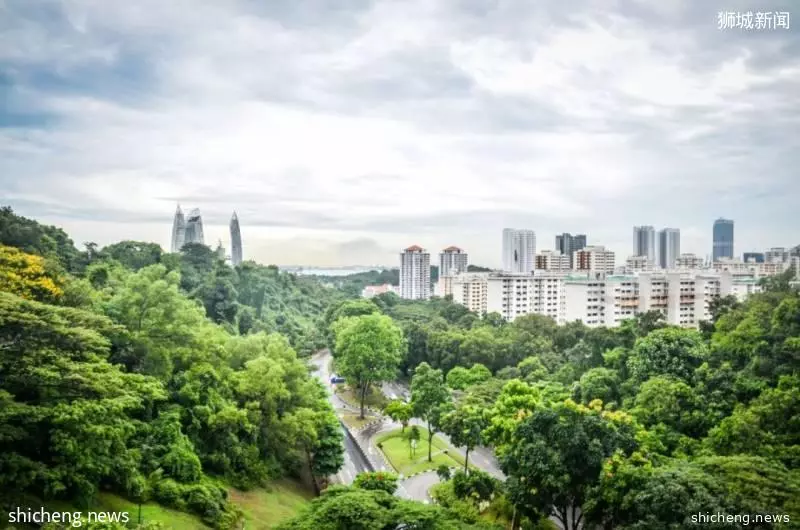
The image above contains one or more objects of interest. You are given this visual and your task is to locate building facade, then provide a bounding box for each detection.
[743,252,765,263]
[555,233,587,267]
[362,284,397,298]
[765,247,790,264]
[439,246,469,277]
[633,226,657,264]
[676,253,705,269]
[658,228,680,269]
[536,250,571,271]
[624,255,654,273]
[451,273,490,314]
[230,212,243,266]
[502,229,536,273]
[712,218,734,261]
[400,245,431,300]
[574,246,615,273]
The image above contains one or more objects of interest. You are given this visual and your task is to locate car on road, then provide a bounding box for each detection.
[330,375,346,384]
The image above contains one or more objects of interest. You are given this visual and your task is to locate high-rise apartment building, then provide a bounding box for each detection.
[502,229,536,273]
[536,250,571,271]
[574,246,615,273]
[625,255,654,272]
[712,218,734,261]
[439,246,468,276]
[633,226,657,263]
[555,233,587,267]
[170,205,186,252]
[230,212,243,266]
[765,247,790,264]
[400,245,431,300]
[743,252,765,264]
[658,228,680,269]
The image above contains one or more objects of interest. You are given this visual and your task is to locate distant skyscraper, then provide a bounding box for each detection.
[183,208,205,246]
[502,229,536,273]
[712,218,734,261]
[400,245,431,300]
[555,233,587,267]
[439,246,468,276]
[633,226,657,263]
[658,228,680,269]
[230,212,243,266]
[170,205,186,252]
[215,239,226,260]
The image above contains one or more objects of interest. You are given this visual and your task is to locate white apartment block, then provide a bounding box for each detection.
[713,257,790,277]
[361,284,397,298]
[439,246,469,277]
[676,253,705,269]
[448,269,764,329]
[502,229,536,273]
[451,273,490,314]
[574,246,616,274]
[624,255,654,273]
[400,245,431,300]
[536,250,571,272]
[765,247,790,264]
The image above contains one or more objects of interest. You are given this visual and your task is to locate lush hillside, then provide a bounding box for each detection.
[0,208,346,529]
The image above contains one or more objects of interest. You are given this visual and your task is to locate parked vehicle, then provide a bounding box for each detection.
[330,375,346,384]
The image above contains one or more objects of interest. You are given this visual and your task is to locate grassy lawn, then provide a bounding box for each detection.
[340,411,379,430]
[229,479,314,529]
[375,427,469,476]
[335,384,389,411]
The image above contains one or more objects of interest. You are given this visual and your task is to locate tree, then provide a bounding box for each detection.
[408,425,421,458]
[484,380,540,453]
[333,314,404,419]
[0,206,80,271]
[500,401,638,530]
[573,367,620,406]
[353,471,399,495]
[384,400,413,432]
[446,366,473,390]
[441,405,489,472]
[411,362,453,462]
[0,244,64,302]
[627,327,708,384]
[102,241,163,271]
[311,412,346,480]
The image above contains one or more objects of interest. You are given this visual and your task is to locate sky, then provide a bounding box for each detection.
[1,0,798,268]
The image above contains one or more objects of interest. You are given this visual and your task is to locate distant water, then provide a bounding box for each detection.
[281,267,390,277]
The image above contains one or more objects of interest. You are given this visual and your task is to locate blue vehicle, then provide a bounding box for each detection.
[330,375,346,384]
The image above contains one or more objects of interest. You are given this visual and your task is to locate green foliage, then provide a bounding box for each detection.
[384,399,413,431]
[441,405,489,472]
[0,206,80,272]
[0,244,65,302]
[353,471,399,495]
[313,269,399,298]
[411,363,453,462]
[102,241,164,271]
[333,313,404,418]
[573,367,620,406]
[627,327,708,384]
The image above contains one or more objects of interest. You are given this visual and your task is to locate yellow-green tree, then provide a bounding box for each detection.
[0,244,63,302]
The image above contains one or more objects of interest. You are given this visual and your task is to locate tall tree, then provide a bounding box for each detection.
[441,405,489,472]
[410,362,453,462]
[333,314,404,419]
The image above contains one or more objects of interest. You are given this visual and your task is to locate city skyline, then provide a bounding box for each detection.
[2,1,798,267]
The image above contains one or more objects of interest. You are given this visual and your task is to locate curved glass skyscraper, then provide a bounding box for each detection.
[170,205,186,252]
[230,212,242,266]
[183,208,205,247]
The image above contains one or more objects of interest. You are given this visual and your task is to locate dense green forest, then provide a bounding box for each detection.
[311,272,800,529]
[0,207,347,529]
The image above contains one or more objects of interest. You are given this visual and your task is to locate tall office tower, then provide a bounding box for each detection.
[502,229,536,273]
[439,246,468,277]
[555,233,587,267]
[170,205,186,252]
[633,226,657,263]
[658,228,681,269]
[183,208,205,246]
[712,218,734,261]
[400,245,431,300]
[230,211,243,266]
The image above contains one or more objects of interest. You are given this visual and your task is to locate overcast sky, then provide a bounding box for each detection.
[2,0,798,267]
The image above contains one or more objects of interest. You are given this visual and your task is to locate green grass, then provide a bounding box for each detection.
[335,384,389,411]
[229,479,314,530]
[340,411,379,430]
[375,427,470,476]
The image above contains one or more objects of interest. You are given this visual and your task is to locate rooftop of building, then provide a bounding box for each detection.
[405,245,424,252]
[442,246,463,252]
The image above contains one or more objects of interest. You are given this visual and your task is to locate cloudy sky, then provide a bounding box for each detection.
[2,0,798,267]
